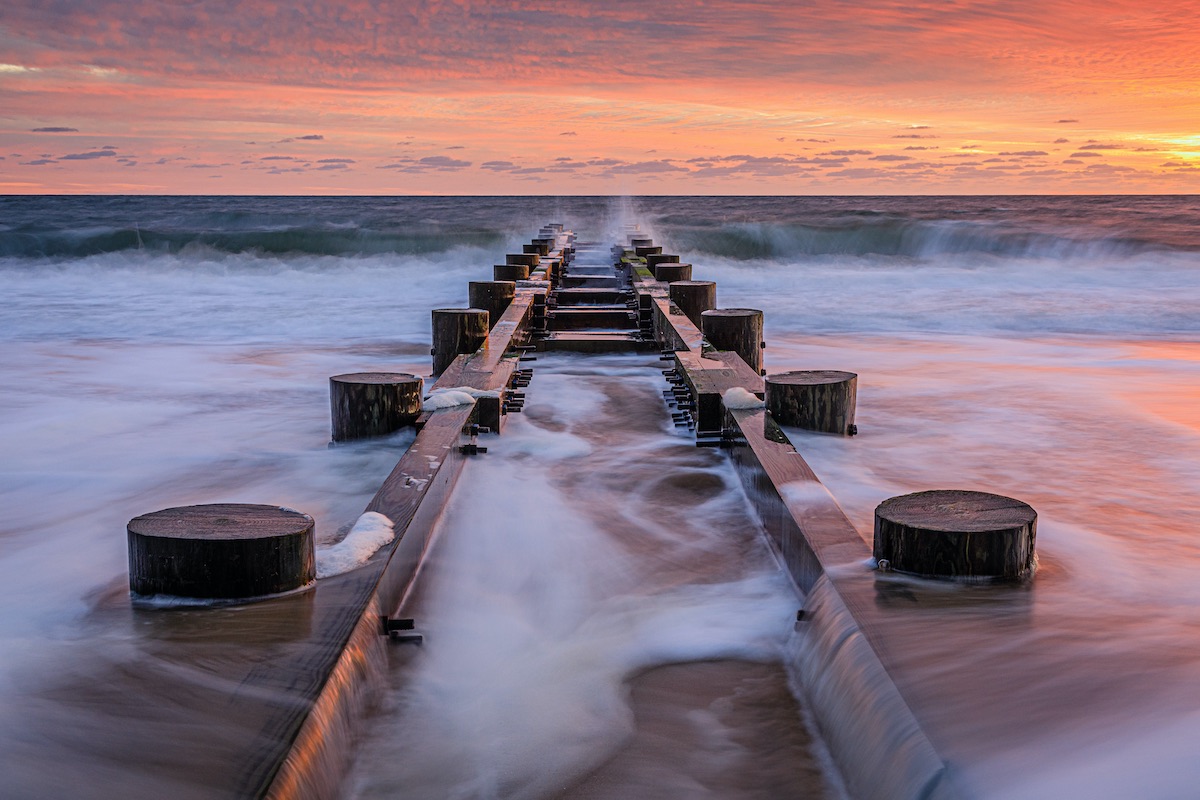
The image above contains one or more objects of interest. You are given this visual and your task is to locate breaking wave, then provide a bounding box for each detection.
[663,219,1166,261]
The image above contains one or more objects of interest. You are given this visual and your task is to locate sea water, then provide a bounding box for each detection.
[1,195,1198,798]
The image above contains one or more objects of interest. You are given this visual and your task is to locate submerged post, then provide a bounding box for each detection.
[128,504,315,600]
[765,370,857,436]
[701,308,764,374]
[330,372,423,442]
[431,307,489,376]
[469,280,516,330]
[874,490,1037,581]
[669,281,717,328]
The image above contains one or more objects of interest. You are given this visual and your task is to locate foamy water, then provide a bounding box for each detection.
[1,195,1198,797]
[345,356,826,799]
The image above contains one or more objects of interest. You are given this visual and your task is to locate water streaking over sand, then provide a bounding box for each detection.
[345,355,837,799]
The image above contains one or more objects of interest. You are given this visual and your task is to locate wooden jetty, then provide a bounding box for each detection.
[120,223,968,800]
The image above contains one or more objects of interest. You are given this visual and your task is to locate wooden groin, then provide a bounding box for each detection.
[123,223,963,800]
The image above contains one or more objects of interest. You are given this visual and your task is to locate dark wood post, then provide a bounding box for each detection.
[468,280,516,329]
[506,252,540,267]
[646,253,681,268]
[494,264,530,281]
[669,280,716,328]
[330,372,423,442]
[874,490,1037,582]
[654,263,693,282]
[701,308,764,374]
[630,237,654,248]
[543,258,562,285]
[128,504,315,600]
[635,245,662,258]
[765,370,857,436]
[431,307,489,375]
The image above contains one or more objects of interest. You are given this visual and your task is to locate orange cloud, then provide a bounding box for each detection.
[3,1,1200,192]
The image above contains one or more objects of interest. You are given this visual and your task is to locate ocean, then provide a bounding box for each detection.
[1,195,1198,798]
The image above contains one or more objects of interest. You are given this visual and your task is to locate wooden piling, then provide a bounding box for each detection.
[646,253,681,268]
[469,280,517,330]
[669,280,717,328]
[635,245,663,257]
[874,490,1037,581]
[702,308,764,374]
[654,263,693,283]
[431,307,489,376]
[506,252,540,267]
[128,504,315,600]
[494,264,531,281]
[330,372,423,442]
[765,370,857,436]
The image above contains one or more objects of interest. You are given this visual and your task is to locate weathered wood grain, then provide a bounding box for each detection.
[330,372,423,442]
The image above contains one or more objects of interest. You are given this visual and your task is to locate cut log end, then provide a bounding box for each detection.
[431,308,490,376]
[873,490,1037,582]
[669,280,717,329]
[765,370,857,435]
[654,263,693,283]
[128,503,315,600]
[330,372,423,442]
[701,308,764,374]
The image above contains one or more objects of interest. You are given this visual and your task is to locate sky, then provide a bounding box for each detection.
[2,0,1200,194]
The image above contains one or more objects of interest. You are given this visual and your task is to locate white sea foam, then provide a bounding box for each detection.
[347,388,800,797]
[722,386,764,409]
[422,386,500,410]
[316,511,395,578]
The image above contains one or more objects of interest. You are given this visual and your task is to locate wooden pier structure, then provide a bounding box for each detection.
[118,223,979,800]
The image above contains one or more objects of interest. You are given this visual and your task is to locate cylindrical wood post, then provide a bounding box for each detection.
[630,237,654,248]
[646,253,681,268]
[494,263,530,281]
[128,504,315,600]
[654,263,693,283]
[635,245,662,258]
[506,252,540,267]
[330,372,423,442]
[765,370,857,436]
[873,490,1037,582]
[670,280,716,328]
[702,308,764,374]
[468,281,516,329]
[431,307,489,375]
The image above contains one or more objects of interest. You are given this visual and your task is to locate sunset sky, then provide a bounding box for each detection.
[3,1,1200,194]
